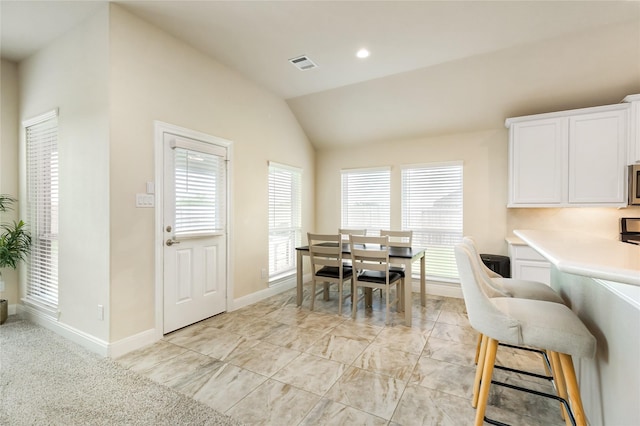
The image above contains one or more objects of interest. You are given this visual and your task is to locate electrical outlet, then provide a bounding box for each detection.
[261,268,267,279]
[97,305,104,321]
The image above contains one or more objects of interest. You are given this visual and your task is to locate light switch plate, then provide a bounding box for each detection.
[136,193,155,208]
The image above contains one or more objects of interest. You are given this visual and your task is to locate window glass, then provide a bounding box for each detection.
[268,163,302,281]
[402,163,463,280]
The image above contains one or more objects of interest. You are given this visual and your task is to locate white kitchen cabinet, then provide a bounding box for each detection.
[507,240,551,285]
[623,94,640,164]
[509,118,566,205]
[506,103,629,207]
[568,109,627,204]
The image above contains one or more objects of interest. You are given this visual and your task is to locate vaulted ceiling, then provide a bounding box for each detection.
[2,1,640,148]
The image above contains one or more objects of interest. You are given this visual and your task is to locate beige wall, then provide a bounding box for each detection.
[316,129,509,255]
[317,128,640,257]
[18,6,111,339]
[108,5,315,341]
[1,59,20,305]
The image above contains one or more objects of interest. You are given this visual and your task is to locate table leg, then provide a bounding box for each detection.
[420,255,426,307]
[404,258,412,327]
[296,250,303,306]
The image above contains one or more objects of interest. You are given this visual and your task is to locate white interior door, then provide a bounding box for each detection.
[163,133,227,334]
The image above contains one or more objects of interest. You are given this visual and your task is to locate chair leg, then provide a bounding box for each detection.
[472,334,488,408]
[337,282,343,316]
[352,285,358,319]
[310,279,316,311]
[559,353,588,426]
[475,337,498,426]
[550,351,569,423]
[385,285,391,325]
[474,333,482,364]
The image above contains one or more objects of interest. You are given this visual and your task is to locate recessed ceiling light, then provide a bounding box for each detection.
[356,48,370,59]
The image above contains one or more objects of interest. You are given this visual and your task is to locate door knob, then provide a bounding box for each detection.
[166,239,181,246]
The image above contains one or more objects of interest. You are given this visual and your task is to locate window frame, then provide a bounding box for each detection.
[22,109,59,314]
[268,161,302,283]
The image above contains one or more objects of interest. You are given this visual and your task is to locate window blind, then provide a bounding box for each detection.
[268,162,301,280]
[341,168,390,235]
[173,147,226,238]
[402,163,463,280]
[24,110,59,309]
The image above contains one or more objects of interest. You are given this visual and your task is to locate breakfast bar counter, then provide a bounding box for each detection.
[514,229,640,286]
[513,229,640,425]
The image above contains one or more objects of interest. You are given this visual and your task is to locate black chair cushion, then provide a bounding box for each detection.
[358,270,402,284]
[316,266,353,279]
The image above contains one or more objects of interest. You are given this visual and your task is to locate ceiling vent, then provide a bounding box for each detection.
[289,55,318,71]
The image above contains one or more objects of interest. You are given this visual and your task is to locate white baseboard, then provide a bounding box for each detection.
[12,273,454,360]
[109,328,159,359]
[8,303,17,315]
[231,274,307,311]
[18,304,110,357]
[412,280,463,299]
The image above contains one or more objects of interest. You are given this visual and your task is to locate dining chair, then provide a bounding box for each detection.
[338,228,367,267]
[338,228,367,239]
[379,230,413,297]
[349,234,403,325]
[307,233,353,315]
[455,244,596,426]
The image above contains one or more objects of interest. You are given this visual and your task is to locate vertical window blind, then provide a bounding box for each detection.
[341,168,390,235]
[24,110,59,309]
[268,162,301,280]
[402,163,463,280]
[173,147,226,238]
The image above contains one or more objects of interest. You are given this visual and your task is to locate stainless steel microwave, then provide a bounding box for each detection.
[630,165,640,205]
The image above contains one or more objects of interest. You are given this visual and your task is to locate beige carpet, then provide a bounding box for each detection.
[0,317,242,425]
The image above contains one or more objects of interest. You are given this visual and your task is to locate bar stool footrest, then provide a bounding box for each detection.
[498,343,553,374]
[490,379,576,426]
[493,364,553,381]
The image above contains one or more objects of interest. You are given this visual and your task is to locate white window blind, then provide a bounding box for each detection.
[174,147,226,238]
[268,162,301,280]
[402,163,463,280]
[24,110,59,309]
[341,168,390,235]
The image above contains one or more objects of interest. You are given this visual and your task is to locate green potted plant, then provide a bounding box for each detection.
[0,195,31,324]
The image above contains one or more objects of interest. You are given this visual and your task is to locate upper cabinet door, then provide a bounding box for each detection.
[509,118,566,206]
[568,109,627,204]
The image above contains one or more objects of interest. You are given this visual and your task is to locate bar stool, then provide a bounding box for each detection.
[455,244,596,426]
[462,237,564,303]
[462,237,565,365]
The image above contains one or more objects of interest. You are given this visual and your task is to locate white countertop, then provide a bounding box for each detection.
[514,229,640,286]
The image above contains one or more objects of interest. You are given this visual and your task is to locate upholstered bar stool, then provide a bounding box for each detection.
[455,244,596,426]
[463,237,565,366]
[463,237,563,303]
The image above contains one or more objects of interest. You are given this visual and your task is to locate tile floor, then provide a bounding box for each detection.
[116,284,565,425]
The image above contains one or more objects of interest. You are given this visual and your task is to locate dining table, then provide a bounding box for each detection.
[295,242,427,326]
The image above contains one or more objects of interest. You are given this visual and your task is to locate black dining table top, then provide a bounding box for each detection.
[296,242,425,259]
